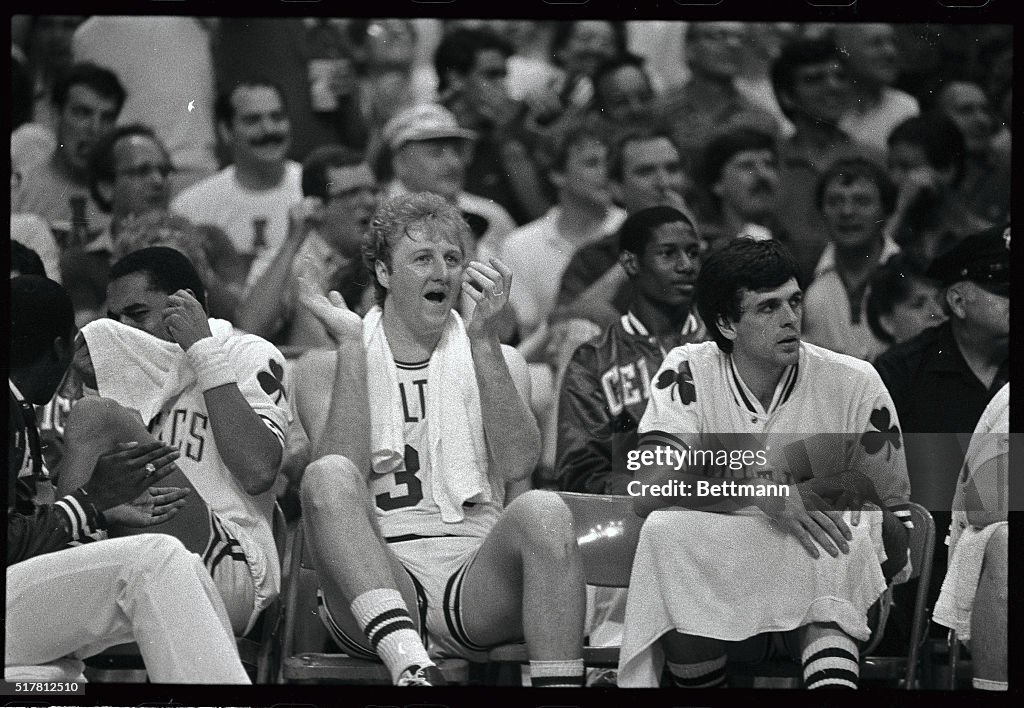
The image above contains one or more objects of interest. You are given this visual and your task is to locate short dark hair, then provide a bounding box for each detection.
[215,79,288,128]
[51,61,126,114]
[88,124,169,212]
[108,246,208,312]
[550,120,608,174]
[550,21,628,69]
[10,275,74,368]
[619,205,699,257]
[301,144,366,200]
[888,114,966,184]
[11,240,48,278]
[434,27,513,93]
[696,238,802,353]
[699,128,778,193]
[771,38,843,120]
[609,128,678,181]
[592,52,650,108]
[865,253,932,344]
[814,156,897,215]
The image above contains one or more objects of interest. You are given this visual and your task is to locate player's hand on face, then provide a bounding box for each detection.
[103,485,191,528]
[296,271,362,344]
[84,441,182,512]
[162,289,212,351]
[462,258,512,338]
[765,485,852,560]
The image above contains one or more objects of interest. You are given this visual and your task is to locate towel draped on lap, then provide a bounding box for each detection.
[617,508,889,688]
[362,305,498,522]
[933,521,1007,642]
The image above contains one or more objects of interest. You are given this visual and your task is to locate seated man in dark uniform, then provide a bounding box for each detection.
[873,224,1009,647]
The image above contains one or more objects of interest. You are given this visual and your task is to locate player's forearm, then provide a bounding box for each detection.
[471,334,540,482]
[202,385,283,495]
[314,340,370,470]
[235,236,305,337]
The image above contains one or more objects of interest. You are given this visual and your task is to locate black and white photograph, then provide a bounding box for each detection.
[5,1,1013,705]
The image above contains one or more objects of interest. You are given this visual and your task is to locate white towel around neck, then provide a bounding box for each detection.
[362,305,495,523]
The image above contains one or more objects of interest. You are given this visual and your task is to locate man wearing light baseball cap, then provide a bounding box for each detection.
[382,103,517,261]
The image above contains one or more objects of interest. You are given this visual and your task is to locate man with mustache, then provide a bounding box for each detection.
[696,128,787,252]
[12,62,125,251]
[172,79,302,291]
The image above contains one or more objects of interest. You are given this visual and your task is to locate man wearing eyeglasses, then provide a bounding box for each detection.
[72,124,248,327]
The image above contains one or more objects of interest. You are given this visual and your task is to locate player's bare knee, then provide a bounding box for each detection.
[301,454,367,514]
[64,396,138,443]
[508,490,577,555]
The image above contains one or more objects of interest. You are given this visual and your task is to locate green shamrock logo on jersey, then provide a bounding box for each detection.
[860,406,901,459]
[655,361,696,405]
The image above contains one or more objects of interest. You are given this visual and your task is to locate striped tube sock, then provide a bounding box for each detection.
[666,655,727,688]
[350,588,433,684]
[529,658,585,687]
[801,634,859,689]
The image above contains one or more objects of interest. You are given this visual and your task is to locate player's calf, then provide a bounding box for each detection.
[301,455,439,685]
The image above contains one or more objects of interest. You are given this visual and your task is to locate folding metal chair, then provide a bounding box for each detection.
[84,503,288,683]
[858,502,936,688]
[276,522,470,684]
[485,491,645,684]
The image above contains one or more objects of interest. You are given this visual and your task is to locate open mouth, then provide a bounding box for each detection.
[424,290,447,304]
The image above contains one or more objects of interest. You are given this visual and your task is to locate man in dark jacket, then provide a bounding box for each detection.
[6,275,249,683]
[557,206,706,495]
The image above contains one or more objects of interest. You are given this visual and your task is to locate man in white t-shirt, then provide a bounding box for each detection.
[172,80,302,290]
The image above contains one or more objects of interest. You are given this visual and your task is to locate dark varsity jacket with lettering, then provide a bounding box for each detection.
[556,311,707,495]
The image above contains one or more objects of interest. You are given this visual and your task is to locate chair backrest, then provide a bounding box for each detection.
[905,502,935,582]
[556,491,644,588]
[272,502,287,561]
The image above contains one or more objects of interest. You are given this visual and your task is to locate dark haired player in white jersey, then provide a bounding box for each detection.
[618,237,912,689]
[294,191,586,687]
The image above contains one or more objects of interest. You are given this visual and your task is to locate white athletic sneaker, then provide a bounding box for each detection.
[396,664,447,686]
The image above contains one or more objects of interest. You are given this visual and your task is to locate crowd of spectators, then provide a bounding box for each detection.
[9,16,1010,690]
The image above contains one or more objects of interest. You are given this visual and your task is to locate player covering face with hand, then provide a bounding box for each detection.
[293,192,587,687]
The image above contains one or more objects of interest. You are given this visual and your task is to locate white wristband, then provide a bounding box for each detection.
[186,337,237,391]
